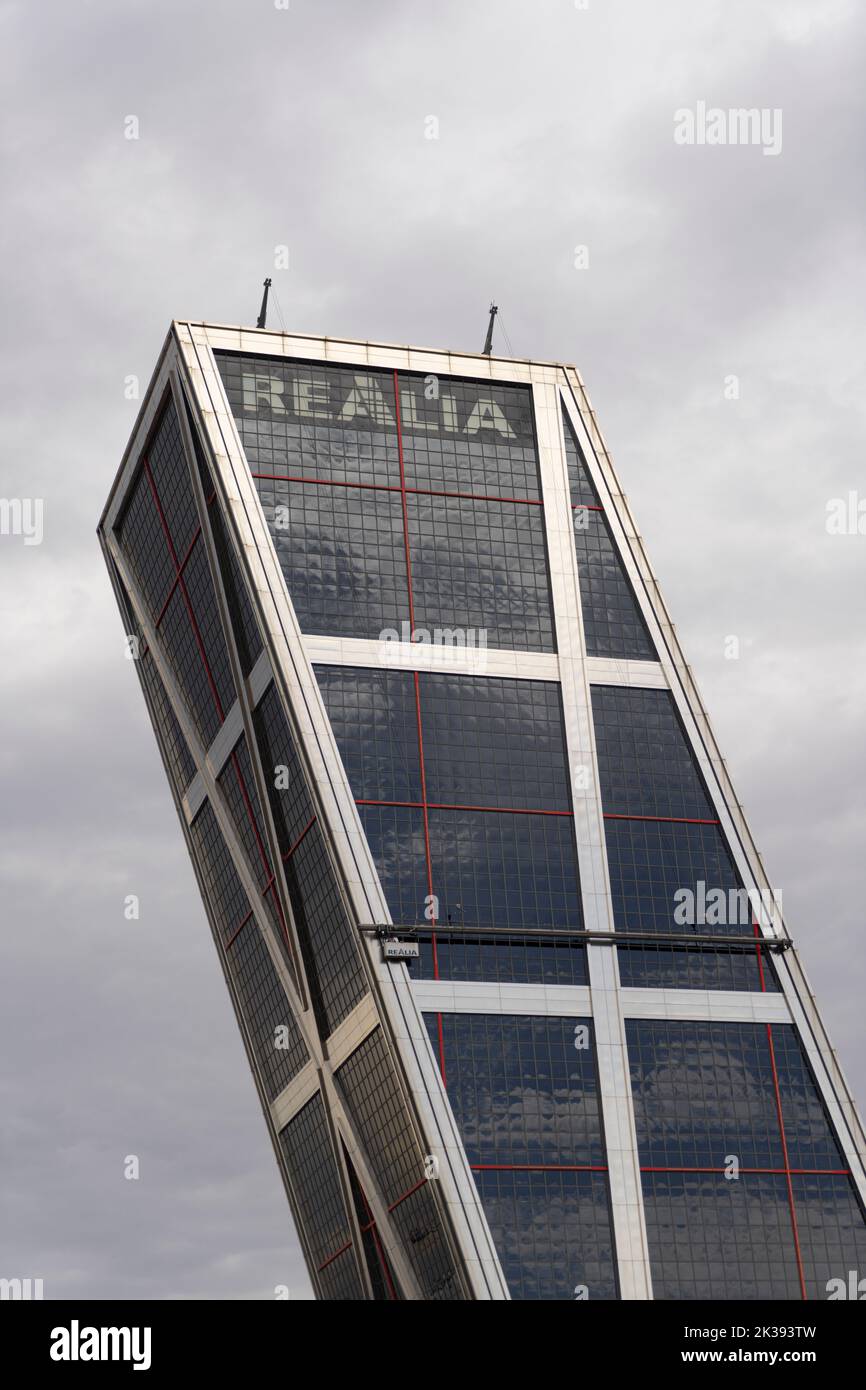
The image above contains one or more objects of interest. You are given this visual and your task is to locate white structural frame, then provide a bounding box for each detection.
[99,320,866,1301]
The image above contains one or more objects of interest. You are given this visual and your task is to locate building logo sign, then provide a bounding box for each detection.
[241,371,525,440]
[382,937,420,961]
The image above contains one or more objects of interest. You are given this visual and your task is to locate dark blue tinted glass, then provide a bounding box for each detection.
[793,1175,866,1300]
[317,666,570,811]
[138,649,197,791]
[645,1172,866,1301]
[179,538,235,719]
[190,801,250,945]
[562,410,599,506]
[279,1093,364,1298]
[215,736,291,962]
[117,468,176,620]
[207,500,263,677]
[158,583,223,746]
[770,1024,848,1171]
[407,493,555,652]
[605,818,743,934]
[249,682,367,1036]
[217,355,401,486]
[189,802,307,1101]
[617,942,776,993]
[258,478,410,639]
[642,1172,801,1300]
[562,409,656,661]
[283,824,367,1038]
[216,353,555,653]
[398,372,540,499]
[318,1248,366,1301]
[145,395,199,559]
[318,666,584,983]
[253,683,317,856]
[605,818,780,989]
[573,510,657,660]
[427,1013,617,1300]
[357,802,588,983]
[425,933,588,986]
[419,674,570,810]
[217,737,272,893]
[597,709,779,992]
[628,1019,786,1168]
[475,1169,618,1300]
[336,1029,465,1300]
[357,804,428,925]
[628,1020,846,1171]
[229,917,308,1101]
[113,566,197,792]
[592,685,715,819]
[316,667,422,803]
[344,1154,400,1300]
[431,1014,604,1166]
[427,808,582,931]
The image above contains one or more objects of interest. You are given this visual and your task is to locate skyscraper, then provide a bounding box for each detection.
[98,321,866,1300]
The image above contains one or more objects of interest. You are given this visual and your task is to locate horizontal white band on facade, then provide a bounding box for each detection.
[412,980,593,1018]
[412,978,791,1024]
[619,987,792,1024]
[303,634,560,682]
[304,634,666,689]
[585,657,667,689]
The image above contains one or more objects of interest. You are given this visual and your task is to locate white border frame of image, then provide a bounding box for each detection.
[176,320,866,1282]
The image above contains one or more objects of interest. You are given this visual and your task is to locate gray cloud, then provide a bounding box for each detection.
[1,0,864,1298]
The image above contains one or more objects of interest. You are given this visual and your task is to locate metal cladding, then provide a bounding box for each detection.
[97,322,866,1300]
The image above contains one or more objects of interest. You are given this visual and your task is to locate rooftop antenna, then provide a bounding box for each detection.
[256,277,272,330]
[482,302,498,356]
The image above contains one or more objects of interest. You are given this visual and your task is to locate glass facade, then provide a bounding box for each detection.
[117,398,234,748]
[426,1013,618,1300]
[593,684,779,992]
[628,1019,866,1299]
[316,665,586,986]
[279,1094,365,1300]
[100,338,866,1302]
[336,1029,465,1300]
[216,353,556,651]
[109,384,467,1299]
[190,801,308,1102]
[562,410,656,662]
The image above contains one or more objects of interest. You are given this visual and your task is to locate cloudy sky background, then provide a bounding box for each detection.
[1,0,864,1299]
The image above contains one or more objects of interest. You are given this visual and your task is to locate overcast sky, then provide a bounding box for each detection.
[1,0,864,1301]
